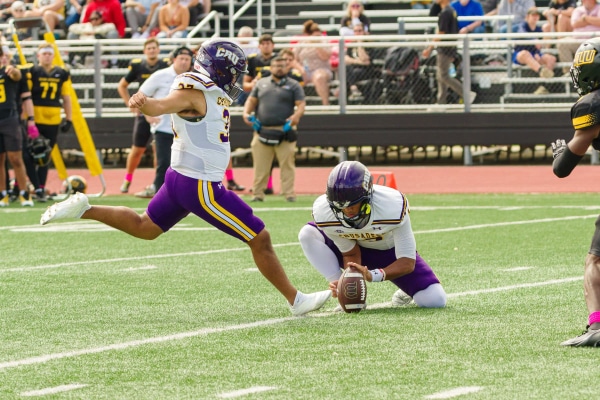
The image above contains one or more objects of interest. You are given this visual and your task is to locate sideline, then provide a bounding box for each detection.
[0,276,583,371]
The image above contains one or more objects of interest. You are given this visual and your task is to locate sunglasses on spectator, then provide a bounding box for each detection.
[13,8,25,12]
[351,3,361,8]
[89,17,100,21]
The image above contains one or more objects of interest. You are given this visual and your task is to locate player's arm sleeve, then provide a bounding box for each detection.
[392,214,417,260]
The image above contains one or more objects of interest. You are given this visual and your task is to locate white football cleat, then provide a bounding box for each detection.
[289,290,331,316]
[391,289,415,307]
[40,192,91,225]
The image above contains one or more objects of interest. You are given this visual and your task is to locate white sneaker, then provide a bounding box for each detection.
[391,289,415,307]
[289,290,331,316]
[40,193,91,225]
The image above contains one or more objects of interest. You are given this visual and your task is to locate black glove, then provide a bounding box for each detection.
[60,119,73,133]
[551,139,567,160]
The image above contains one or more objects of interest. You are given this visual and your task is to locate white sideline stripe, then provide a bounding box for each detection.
[3,214,596,274]
[425,386,483,399]
[20,384,87,397]
[413,214,598,234]
[503,267,533,271]
[121,265,157,272]
[218,386,277,398]
[0,276,583,371]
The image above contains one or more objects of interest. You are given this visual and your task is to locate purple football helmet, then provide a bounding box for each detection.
[194,39,248,100]
[326,161,373,229]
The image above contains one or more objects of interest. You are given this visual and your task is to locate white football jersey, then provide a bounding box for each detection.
[169,72,233,181]
[312,185,417,259]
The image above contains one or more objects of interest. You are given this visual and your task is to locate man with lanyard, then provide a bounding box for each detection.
[117,37,170,196]
[243,56,305,203]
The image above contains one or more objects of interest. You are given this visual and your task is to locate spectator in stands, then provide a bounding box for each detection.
[243,56,306,203]
[7,2,32,41]
[542,0,576,33]
[423,0,477,106]
[117,38,170,196]
[67,10,120,67]
[65,0,84,29]
[243,34,276,96]
[79,0,126,38]
[236,26,259,57]
[557,0,600,74]
[451,0,486,34]
[179,0,209,26]
[339,0,371,36]
[486,0,534,33]
[25,0,66,33]
[68,10,117,41]
[344,23,375,101]
[279,48,304,83]
[156,0,189,39]
[480,0,499,14]
[295,20,333,106]
[234,26,258,106]
[124,0,162,39]
[513,7,556,95]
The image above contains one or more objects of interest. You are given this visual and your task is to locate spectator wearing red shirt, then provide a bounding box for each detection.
[82,0,126,37]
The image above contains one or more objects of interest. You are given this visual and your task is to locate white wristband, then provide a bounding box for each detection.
[370,268,386,282]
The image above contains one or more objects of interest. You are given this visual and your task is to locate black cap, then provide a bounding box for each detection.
[172,46,194,58]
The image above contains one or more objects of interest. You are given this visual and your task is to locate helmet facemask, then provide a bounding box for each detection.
[329,192,373,229]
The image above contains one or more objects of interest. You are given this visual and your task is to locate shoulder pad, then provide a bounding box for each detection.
[172,72,220,92]
[130,58,142,64]
[571,91,600,130]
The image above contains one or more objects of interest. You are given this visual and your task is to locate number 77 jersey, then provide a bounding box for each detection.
[170,71,233,182]
[28,65,70,125]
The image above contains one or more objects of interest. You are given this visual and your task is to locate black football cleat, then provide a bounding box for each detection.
[227,181,245,191]
[561,326,600,347]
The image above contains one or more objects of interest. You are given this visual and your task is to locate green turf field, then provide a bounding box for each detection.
[1,193,599,399]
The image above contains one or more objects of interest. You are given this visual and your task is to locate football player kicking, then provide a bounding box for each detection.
[552,38,600,347]
[298,161,447,310]
[39,40,331,317]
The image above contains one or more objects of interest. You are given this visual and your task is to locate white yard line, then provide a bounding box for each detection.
[217,386,278,398]
[0,276,582,372]
[3,214,596,274]
[425,386,483,399]
[20,384,87,397]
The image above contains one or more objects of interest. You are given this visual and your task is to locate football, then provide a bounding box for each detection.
[336,266,367,313]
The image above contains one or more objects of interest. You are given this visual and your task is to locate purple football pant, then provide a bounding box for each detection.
[147,167,265,242]
[309,222,440,297]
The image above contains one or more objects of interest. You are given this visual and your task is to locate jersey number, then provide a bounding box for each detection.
[40,82,58,99]
[0,85,5,103]
[220,109,230,143]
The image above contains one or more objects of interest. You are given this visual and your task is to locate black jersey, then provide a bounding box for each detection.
[247,53,275,80]
[123,58,170,85]
[28,65,70,125]
[571,90,600,130]
[0,66,22,119]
